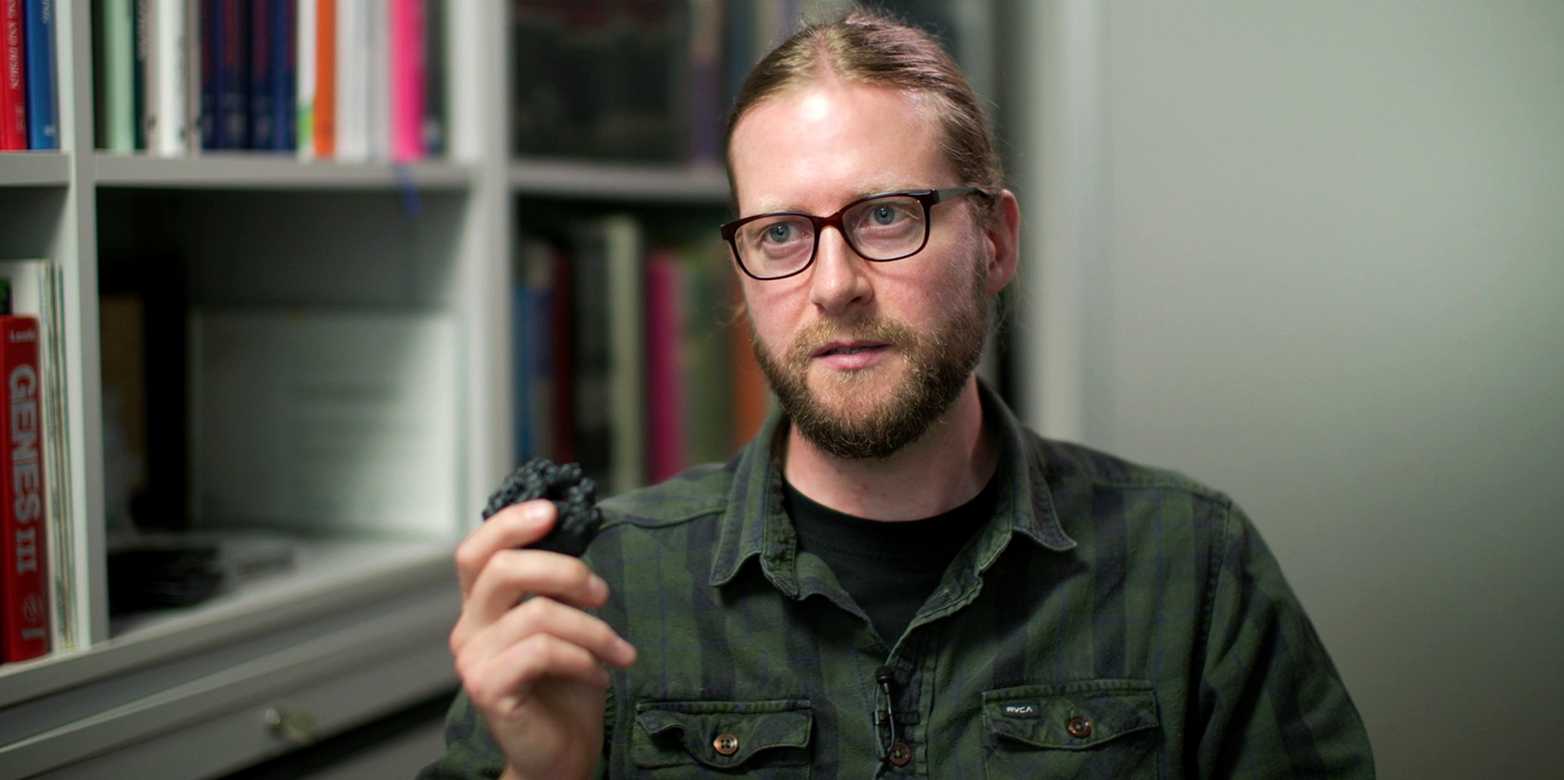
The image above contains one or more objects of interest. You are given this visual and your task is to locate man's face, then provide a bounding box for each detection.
[728,80,996,459]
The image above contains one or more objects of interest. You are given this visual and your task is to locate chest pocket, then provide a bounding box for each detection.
[631,698,812,777]
[980,679,1162,780]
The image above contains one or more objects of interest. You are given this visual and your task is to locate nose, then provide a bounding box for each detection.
[808,226,874,314]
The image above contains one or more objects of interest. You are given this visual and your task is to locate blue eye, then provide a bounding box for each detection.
[871,205,898,225]
[766,223,793,242]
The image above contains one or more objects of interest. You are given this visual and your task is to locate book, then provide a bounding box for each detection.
[269,0,294,150]
[146,0,189,155]
[246,0,271,148]
[603,216,646,493]
[311,0,334,156]
[294,0,314,158]
[421,0,443,155]
[678,241,734,466]
[644,251,686,483]
[0,315,49,663]
[729,269,768,449]
[94,0,135,150]
[0,260,72,653]
[1,0,25,150]
[183,0,200,150]
[198,0,215,147]
[513,238,556,462]
[214,0,246,148]
[332,0,365,159]
[388,0,423,162]
[23,0,57,150]
[363,0,387,159]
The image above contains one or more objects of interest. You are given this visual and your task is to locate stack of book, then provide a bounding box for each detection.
[94,0,449,161]
[514,220,770,495]
[0,0,60,151]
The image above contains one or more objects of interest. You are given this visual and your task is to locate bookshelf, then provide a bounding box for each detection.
[0,152,71,187]
[0,1,509,776]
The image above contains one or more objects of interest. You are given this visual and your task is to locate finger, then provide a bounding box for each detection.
[462,597,637,674]
[466,634,614,716]
[464,548,610,629]
[455,500,557,598]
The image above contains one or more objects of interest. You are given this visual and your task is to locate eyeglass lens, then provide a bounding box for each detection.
[735,195,928,278]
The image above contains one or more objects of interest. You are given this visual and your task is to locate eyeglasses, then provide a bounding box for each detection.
[719,186,993,281]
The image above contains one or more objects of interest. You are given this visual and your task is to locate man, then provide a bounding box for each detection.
[426,11,1373,779]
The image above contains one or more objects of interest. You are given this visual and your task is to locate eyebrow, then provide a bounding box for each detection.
[752,182,925,215]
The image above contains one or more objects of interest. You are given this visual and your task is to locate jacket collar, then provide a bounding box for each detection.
[709,379,1076,592]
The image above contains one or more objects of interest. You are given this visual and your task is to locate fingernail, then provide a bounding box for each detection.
[590,575,610,599]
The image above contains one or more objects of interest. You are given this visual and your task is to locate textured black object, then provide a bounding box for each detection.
[482,458,602,558]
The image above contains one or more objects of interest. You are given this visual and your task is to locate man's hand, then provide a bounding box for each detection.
[449,500,637,780]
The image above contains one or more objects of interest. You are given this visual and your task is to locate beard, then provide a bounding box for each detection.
[752,259,990,460]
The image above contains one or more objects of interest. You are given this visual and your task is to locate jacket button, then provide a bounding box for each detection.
[713,732,740,756]
[888,740,913,767]
[1067,715,1093,739]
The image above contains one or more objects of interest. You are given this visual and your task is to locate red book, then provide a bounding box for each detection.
[314,0,336,156]
[644,251,686,482]
[729,274,768,449]
[0,316,48,663]
[0,0,27,149]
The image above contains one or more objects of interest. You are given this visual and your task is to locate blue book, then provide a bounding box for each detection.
[200,0,216,147]
[268,0,294,151]
[246,0,272,148]
[23,0,58,149]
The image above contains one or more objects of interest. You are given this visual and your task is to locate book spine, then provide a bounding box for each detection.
[729,270,767,449]
[604,217,645,494]
[182,0,199,151]
[549,248,575,465]
[1,315,48,663]
[101,0,135,150]
[132,0,147,149]
[294,0,313,158]
[198,0,215,147]
[1,0,27,149]
[420,0,442,155]
[644,251,685,483]
[215,0,244,148]
[387,0,422,162]
[247,0,271,149]
[363,0,386,159]
[312,0,333,156]
[270,0,293,150]
[22,0,55,149]
[151,0,187,155]
[332,0,363,159]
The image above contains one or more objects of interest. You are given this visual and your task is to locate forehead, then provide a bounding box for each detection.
[729,81,954,214]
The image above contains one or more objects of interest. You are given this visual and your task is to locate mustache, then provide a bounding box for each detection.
[785,318,918,364]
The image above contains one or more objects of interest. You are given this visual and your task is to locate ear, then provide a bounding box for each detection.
[980,189,1022,295]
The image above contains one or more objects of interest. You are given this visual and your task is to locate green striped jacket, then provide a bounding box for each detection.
[425,382,1374,778]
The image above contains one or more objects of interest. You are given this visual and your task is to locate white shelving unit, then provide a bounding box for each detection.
[0,2,502,776]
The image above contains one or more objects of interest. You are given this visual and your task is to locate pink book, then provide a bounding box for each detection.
[388,0,425,162]
[644,252,686,483]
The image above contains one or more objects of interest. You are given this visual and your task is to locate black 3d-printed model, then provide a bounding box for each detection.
[481,458,603,558]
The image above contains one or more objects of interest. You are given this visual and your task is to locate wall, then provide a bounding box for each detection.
[1008,2,1564,777]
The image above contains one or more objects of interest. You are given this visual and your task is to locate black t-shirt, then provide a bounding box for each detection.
[782,473,999,646]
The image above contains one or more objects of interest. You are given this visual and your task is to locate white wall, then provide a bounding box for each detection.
[1009,2,1564,777]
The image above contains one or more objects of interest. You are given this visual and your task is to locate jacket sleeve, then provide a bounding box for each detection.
[416,683,617,779]
[417,690,507,780]
[1194,500,1376,778]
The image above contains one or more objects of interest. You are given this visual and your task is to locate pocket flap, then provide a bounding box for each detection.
[633,698,812,769]
[982,680,1159,750]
